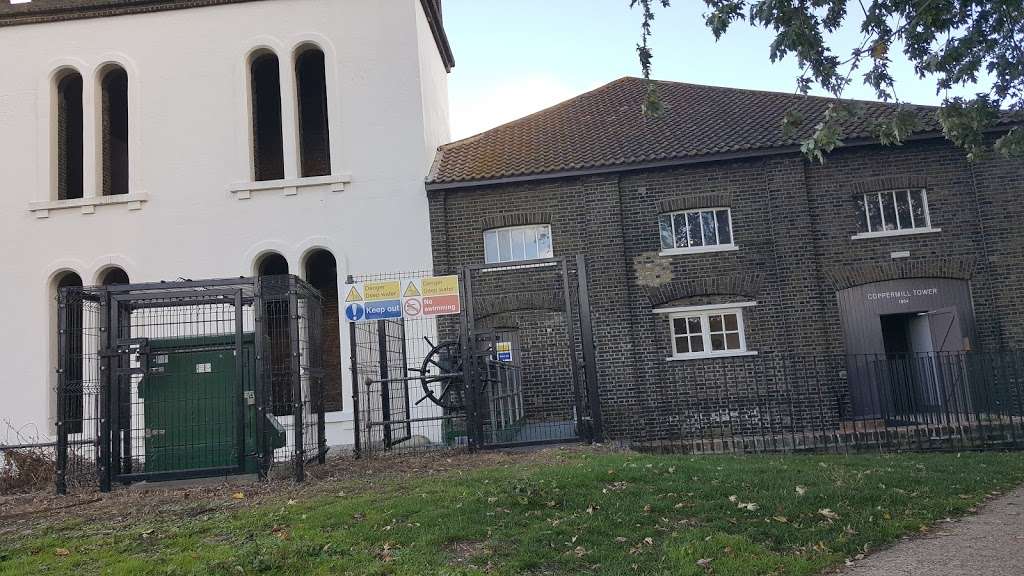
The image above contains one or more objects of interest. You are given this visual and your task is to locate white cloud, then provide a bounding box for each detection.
[449,74,587,141]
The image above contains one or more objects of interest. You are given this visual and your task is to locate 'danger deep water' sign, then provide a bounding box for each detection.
[344,275,461,322]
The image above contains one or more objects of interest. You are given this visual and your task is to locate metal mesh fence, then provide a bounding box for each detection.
[350,271,469,457]
[55,276,326,494]
[632,351,1024,455]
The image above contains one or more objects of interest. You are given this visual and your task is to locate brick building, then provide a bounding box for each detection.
[425,78,1024,442]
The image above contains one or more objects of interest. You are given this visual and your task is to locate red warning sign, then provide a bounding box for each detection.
[422,295,461,317]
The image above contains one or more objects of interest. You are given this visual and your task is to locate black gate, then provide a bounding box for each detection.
[461,255,602,448]
[350,255,601,456]
[56,276,326,494]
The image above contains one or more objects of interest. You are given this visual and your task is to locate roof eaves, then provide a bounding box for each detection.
[425,128,974,192]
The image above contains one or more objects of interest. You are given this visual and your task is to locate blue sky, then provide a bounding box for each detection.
[444,0,994,140]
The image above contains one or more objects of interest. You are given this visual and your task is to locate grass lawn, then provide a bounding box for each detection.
[3,450,1024,575]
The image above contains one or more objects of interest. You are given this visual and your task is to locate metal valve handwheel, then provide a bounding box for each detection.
[409,338,466,410]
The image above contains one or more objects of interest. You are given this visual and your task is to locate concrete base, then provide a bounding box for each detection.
[127,473,260,491]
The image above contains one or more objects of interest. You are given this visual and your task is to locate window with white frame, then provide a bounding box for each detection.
[855,189,932,236]
[669,308,749,359]
[484,224,553,264]
[659,208,734,253]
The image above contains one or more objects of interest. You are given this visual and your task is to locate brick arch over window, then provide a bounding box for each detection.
[825,256,976,291]
[656,193,732,213]
[846,175,929,198]
[472,292,563,320]
[480,211,552,231]
[644,273,763,307]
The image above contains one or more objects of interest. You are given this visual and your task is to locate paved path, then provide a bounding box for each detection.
[837,485,1024,576]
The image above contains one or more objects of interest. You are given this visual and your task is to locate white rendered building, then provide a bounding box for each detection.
[0,0,453,447]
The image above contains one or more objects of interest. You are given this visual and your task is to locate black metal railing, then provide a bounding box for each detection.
[631,351,1024,455]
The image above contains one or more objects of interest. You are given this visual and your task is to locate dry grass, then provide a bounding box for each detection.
[1,448,56,495]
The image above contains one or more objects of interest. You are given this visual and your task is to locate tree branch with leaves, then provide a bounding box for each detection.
[631,0,1024,161]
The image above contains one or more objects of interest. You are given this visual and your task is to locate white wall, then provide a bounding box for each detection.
[0,0,450,446]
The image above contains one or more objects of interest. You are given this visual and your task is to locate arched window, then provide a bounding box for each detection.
[250,52,285,182]
[56,71,84,200]
[54,272,84,434]
[100,267,130,286]
[256,252,291,415]
[295,46,331,177]
[304,249,341,411]
[100,66,130,196]
[257,252,289,276]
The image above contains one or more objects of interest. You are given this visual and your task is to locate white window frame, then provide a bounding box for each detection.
[656,302,758,361]
[483,224,553,264]
[659,207,738,256]
[852,188,940,240]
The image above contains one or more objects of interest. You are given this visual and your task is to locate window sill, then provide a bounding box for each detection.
[29,192,149,219]
[666,350,759,361]
[480,260,559,273]
[851,228,940,240]
[229,173,352,199]
[660,244,739,256]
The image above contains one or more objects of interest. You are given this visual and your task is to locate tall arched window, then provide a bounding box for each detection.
[250,52,285,181]
[256,252,291,415]
[295,46,331,177]
[304,249,340,411]
[56,71,84,200]
[100,66,130,196]
[54,272,84,434]
[100,267,130,286]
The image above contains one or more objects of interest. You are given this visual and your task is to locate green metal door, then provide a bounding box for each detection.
[140,337,248,474]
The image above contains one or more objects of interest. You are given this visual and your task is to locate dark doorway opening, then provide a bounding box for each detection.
[881,313,915,357]
[257,253,292,416]
[305,249,341,412]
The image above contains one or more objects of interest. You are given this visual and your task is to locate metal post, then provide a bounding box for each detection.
[575,255,603,442]
[348,284,362,458]
[98,293,112,493]
[378,319,393,449]
[55,290,69,496]
[253,278,270,478]
[459,268,481,450]
[234,290,246,473]
[558,258,585,441]
[288,278,304,482]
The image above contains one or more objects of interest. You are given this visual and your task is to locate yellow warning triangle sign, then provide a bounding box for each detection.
[403,281,421,298]
[345,286,363,303]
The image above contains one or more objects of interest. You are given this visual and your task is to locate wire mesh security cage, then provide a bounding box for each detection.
[56,276,326,494]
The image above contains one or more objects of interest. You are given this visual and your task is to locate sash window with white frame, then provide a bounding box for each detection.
[659,208,735,254]
[667,307,751,360]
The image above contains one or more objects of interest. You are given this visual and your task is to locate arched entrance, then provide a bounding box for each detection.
[838,278,976,420]
[304,249,342,411]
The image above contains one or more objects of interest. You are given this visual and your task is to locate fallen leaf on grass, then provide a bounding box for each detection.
[795,486,807,496]
[55,548,71,557]
[818,508,840,520]
[231,492,246,500]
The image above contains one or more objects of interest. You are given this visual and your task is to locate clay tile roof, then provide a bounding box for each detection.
[428,76,1018,186]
